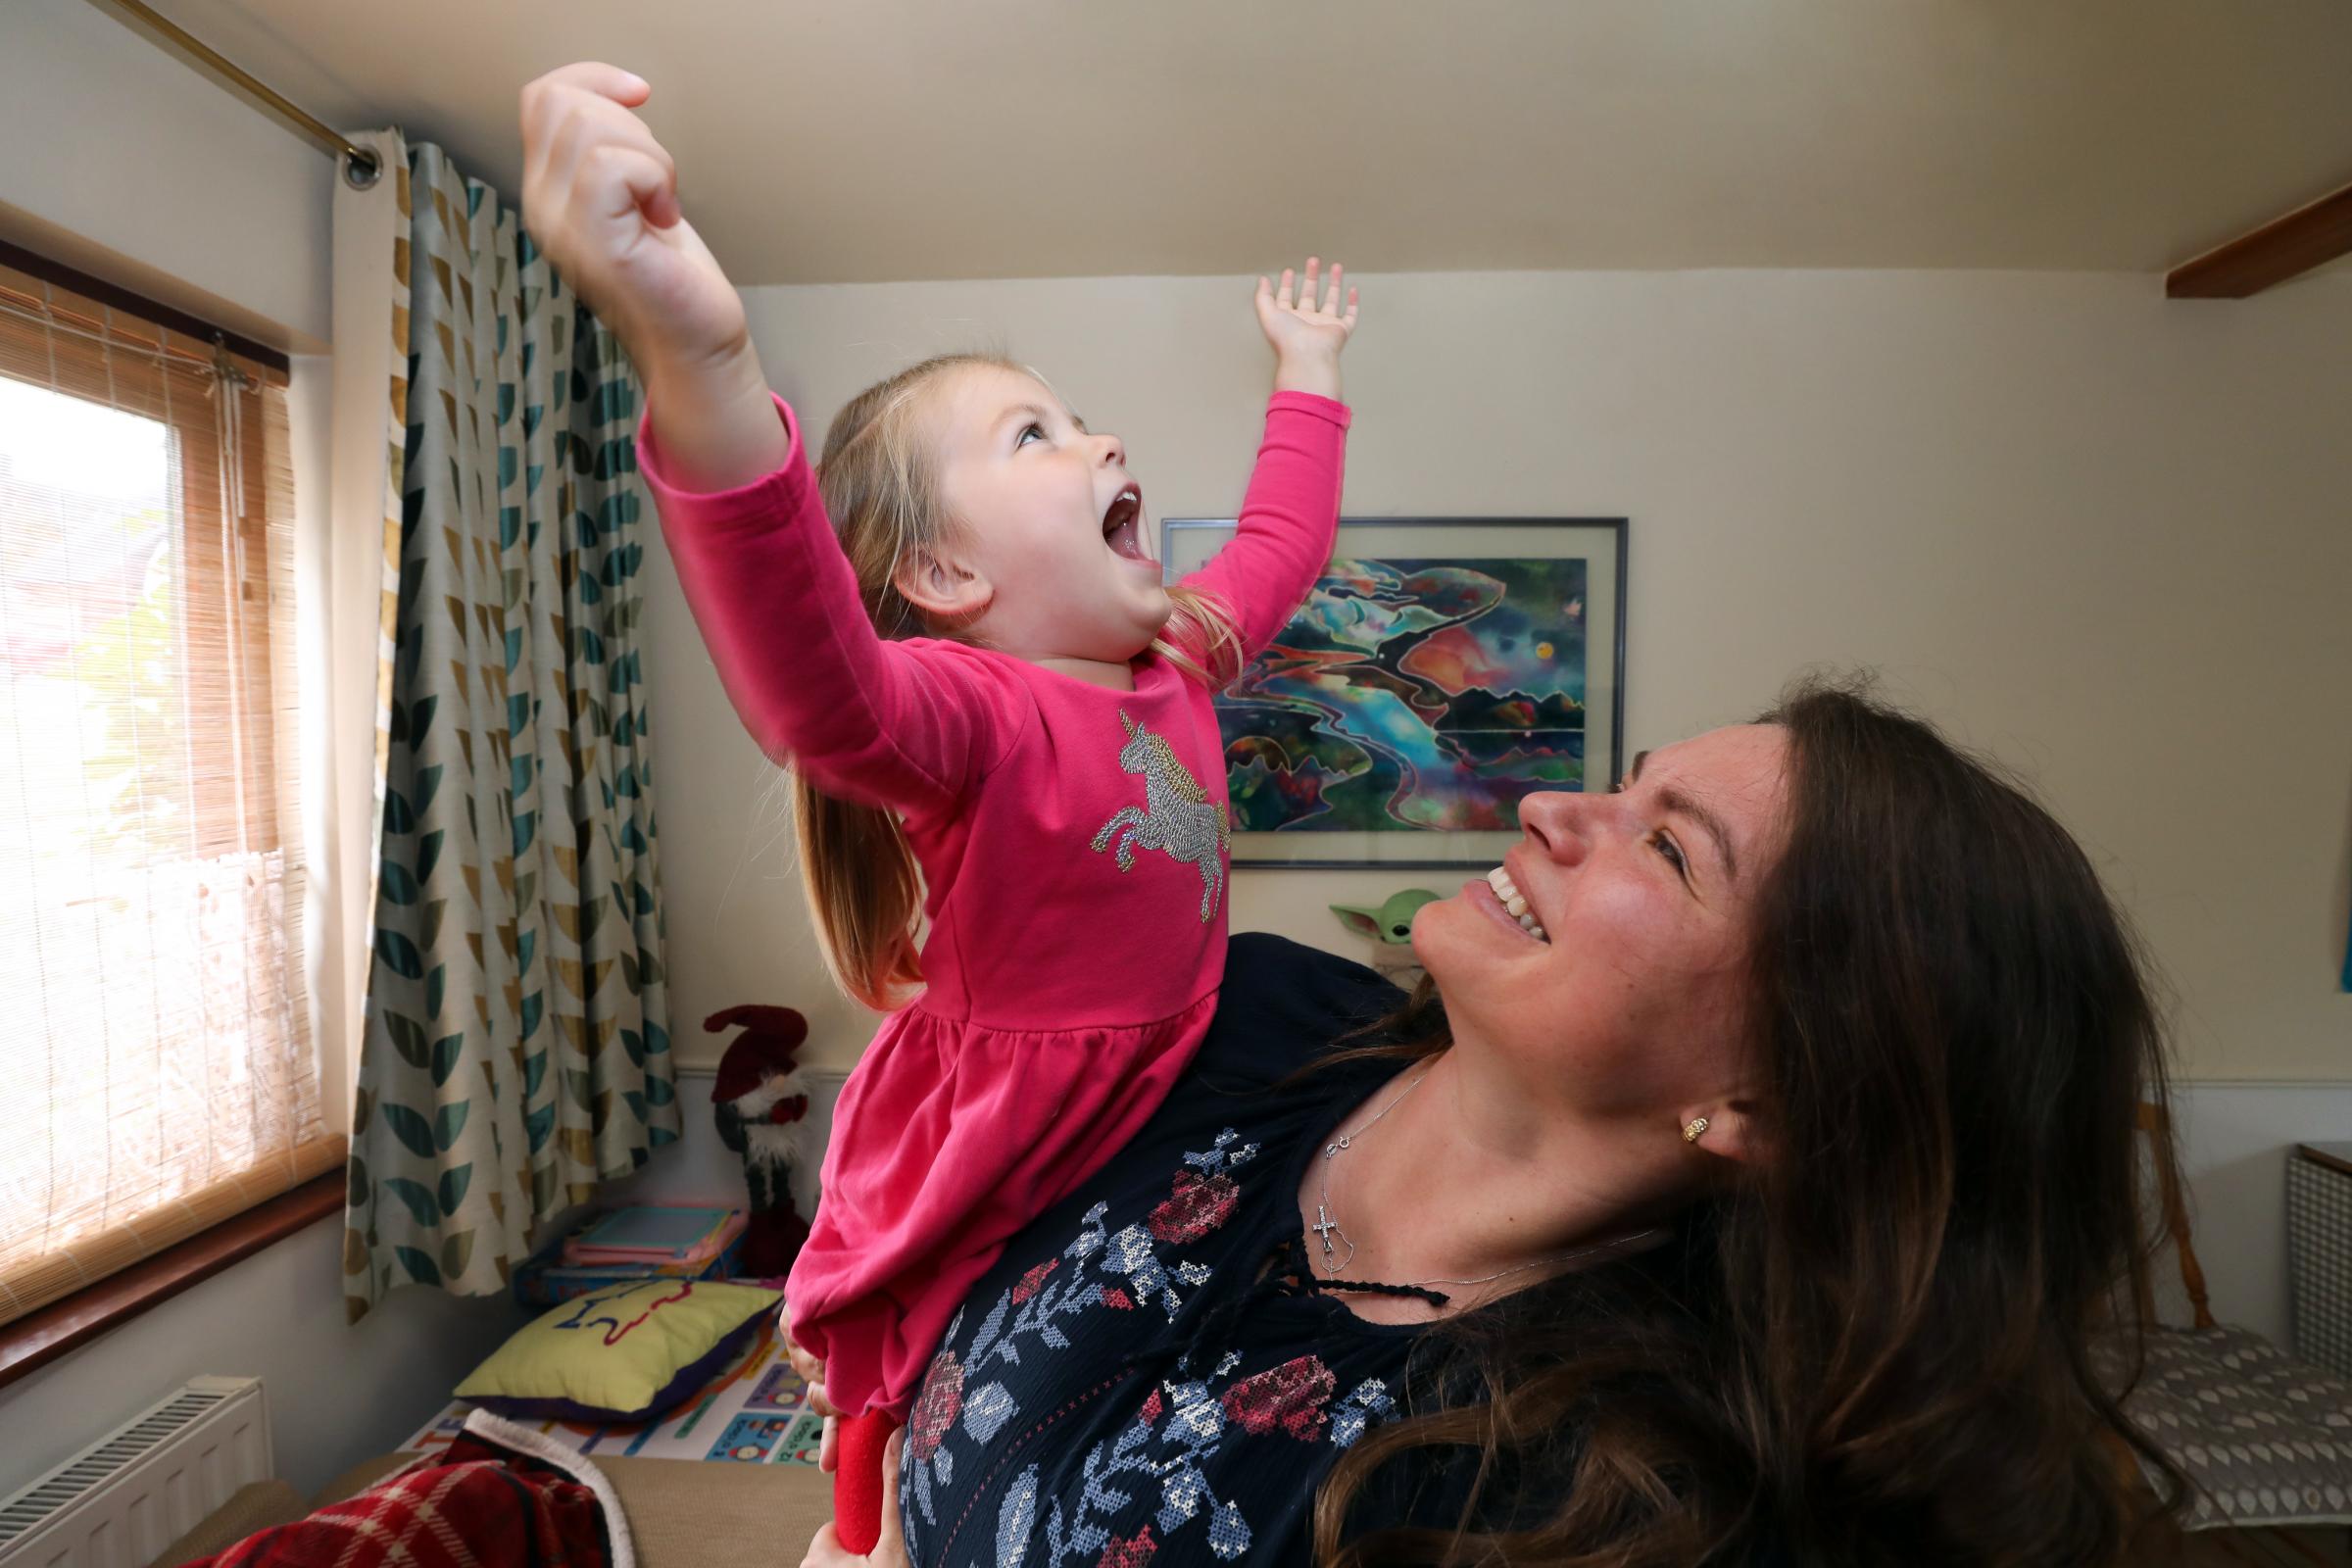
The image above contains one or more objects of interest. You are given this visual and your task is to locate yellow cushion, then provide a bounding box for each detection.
[455,1280,781,1421]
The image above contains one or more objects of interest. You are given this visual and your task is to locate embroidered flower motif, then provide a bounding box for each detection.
[1137,1388,1163,1427]
[961,1381,1018,1446]
[1104,1223,1157,1275]
[1099,1286,1135,1309]
[994,1466,1039,1568]
[1207,1500,1251,1559]
[907,1349,964,1461]
[1330,1378,1397,1448]
[1148,1170,1239,1244]
[1095,1525,1157,1568]
[1220,1355,1336,1442]
[1012,1257,1058,1304]
[1167,1371,1230,1446]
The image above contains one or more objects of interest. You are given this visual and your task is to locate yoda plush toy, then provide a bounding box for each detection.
[1330,888,1443,986]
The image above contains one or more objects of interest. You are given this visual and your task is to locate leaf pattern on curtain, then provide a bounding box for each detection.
[343,139,677,1322]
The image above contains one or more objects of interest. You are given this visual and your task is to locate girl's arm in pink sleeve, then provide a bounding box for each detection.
[636,392,1025,816]
[1170,390,1350,668]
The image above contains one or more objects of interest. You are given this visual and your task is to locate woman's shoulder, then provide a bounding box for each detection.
[1192,932,1409,1090]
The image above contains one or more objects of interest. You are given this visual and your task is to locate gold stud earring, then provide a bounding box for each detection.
[1682,1116,1710,1144]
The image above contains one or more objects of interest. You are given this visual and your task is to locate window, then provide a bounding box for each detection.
[0,255,336,1329]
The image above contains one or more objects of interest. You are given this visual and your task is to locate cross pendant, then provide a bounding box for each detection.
[1311,1202,1342,1260]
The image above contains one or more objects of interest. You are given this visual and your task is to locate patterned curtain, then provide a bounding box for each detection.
[342,136,678,1321]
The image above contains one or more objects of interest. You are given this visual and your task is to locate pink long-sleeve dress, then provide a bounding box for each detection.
[635,389,1349,1420]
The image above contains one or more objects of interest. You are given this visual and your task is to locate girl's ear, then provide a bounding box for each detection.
[894,547,994,623]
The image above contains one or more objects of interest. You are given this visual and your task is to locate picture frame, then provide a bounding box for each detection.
[1162,516,1629,869]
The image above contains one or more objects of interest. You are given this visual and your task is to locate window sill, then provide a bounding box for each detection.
[0,1171,345,1391]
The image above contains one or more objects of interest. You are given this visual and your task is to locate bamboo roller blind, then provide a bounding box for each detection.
[0,259,340,1327]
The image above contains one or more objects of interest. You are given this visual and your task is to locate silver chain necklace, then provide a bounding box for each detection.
[1310,1069,1666,1296]
[1310,1070,1428,1275]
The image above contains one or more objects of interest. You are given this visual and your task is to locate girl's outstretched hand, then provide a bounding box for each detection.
[521,62,784,491]
[518,62,748,382]
[1254,258,1359,400]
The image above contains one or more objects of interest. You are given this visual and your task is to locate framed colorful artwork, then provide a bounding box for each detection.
[1162,516,1628,868]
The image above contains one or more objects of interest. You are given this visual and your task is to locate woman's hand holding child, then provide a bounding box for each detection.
[799,1430,906,1568]
[784,1314,907,1567]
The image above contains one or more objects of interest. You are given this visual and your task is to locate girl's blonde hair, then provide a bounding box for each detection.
[795,353,1243,1009]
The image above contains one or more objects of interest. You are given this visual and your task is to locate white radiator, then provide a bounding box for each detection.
[0,1377,271,1568]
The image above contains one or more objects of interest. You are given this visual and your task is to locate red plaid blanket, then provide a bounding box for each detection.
[182,1411,633,1568]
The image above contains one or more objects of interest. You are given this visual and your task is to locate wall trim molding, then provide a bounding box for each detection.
[673,1063,850,1086]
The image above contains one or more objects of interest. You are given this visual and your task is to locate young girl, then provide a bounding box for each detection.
[519,64,1358,1550]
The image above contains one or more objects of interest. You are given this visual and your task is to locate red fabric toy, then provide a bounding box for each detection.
[706,1004,817,1279]
[182,1412,624,1568]
[833,1409,901,1555]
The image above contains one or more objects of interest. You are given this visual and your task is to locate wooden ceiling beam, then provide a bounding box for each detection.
[2168,180,2352,299]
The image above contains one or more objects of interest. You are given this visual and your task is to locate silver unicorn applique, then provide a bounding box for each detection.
[1091,710,1231,922]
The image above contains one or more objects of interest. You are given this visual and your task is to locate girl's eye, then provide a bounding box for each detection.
[1016,422,1045,448]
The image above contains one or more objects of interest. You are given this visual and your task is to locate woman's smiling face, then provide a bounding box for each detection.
[1413,723,1792,1117]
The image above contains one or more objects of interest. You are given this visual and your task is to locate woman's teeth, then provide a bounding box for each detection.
[1486,866,1548,944]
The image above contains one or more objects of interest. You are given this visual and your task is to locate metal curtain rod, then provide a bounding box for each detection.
[93,0,384,189]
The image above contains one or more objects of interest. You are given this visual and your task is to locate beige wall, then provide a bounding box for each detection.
[644,268,2352,1082]
[0,0,332,349]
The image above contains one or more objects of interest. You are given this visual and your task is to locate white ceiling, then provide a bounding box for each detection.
[116,0,2352,286]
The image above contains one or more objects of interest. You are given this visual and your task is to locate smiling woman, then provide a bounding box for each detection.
[1310,675,2191,1561]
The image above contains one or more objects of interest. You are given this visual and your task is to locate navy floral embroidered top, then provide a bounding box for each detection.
[892,933,1751,1567]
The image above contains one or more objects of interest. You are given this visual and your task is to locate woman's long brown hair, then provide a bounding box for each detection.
[1312,675,2189,1566]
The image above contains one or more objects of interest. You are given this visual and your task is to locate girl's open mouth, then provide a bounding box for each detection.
[1102,485,1154,564]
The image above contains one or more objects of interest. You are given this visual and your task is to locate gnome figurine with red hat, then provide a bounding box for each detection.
[707,1004,817,1279]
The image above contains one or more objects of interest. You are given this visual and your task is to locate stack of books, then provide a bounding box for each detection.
[514,1204,749,1307]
